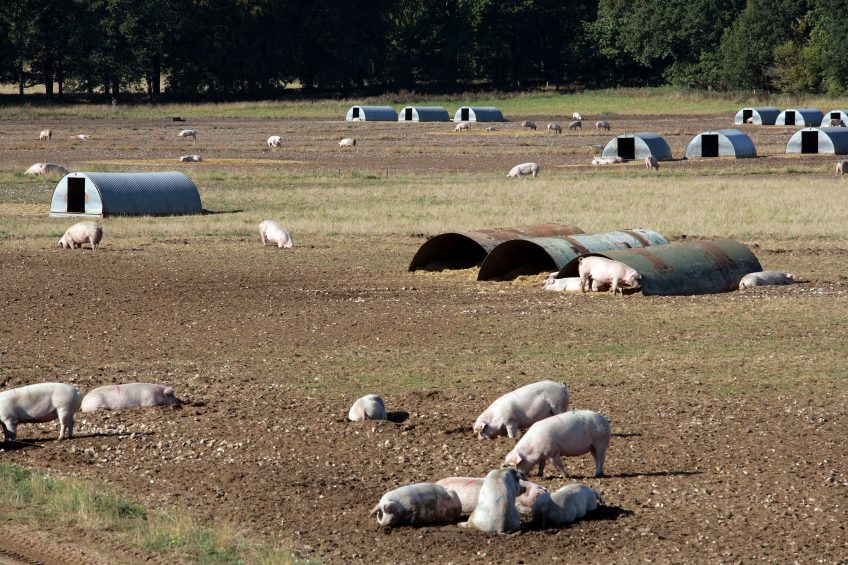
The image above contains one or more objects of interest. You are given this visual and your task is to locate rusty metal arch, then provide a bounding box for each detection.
[477,229,668,280]
[408,224,584,271]
[554,239,762,296]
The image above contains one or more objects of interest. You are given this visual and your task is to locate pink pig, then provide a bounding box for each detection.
[0,383,82,441]
[578,256,641,295]
[473,380,569,439]
[81,383,182,412]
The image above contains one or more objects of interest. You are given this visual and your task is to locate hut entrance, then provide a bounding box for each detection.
[784,111,796,125]
[701,134,719,157]
[743,109,753,122]
[405,108,413,120]
[352,107,360,119]
[461,108,469,121]
[831,112,840,120]
[801,131,818,153]
[67,177,86,213]
[618,137,635,160]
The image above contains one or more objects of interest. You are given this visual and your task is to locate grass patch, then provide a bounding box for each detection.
[0,463,304,564]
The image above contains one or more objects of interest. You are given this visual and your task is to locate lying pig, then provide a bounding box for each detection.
[532,483,603,527]
[515,479,549,514]
[459,469,525,533]
[58,221,102,250]
[578,256,641,295]
[473,380,569,439]
[25,163,68,176]
[179,154,202,162]
[81,383,181,412]
[544,275,608,292]
[738,271,796,290]
[591,156,623,165]
[258,220,293,249]
[0,382,82,442]
[504,409,611,478]
[506,162,540,178]
[436,476,548,515]
[370,483,462,527]
[348,394,387,421]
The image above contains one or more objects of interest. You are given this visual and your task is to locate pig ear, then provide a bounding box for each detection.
[164,387,175,396]
[369,504,381,517]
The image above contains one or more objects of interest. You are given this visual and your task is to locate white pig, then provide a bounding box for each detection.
[80,383,182,412]
[504,409,611,478]
[58,221,102,250]
[338,137,356,148]
[544,275,607,292]
[25,163,68,176]
[645,155,659,170]
[591,156,624,165]
[348,394,387,421]
[459,469,525,533]
[39,129,53,141]
[835,161,846,176]
[179,154,202,162]
[370,483,462,527]
[473,380,569,439]
[506,162,541,178]
[258,220,293,249]
[738,271,796,290]
[578,256,641,295]
[436,476,548,515]
[178,129,197,140]
[515,479,549,514]
[267,135,282,147]
[532,483,603,527]
[0,383,82,441]
[455,121,471,132]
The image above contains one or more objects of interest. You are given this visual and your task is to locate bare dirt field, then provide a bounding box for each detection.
[1,111,847,564]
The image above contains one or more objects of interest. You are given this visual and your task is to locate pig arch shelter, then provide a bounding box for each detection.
[49,171,203,217]
[453,107,504,122]
[345,105,398,121]
[785,127,848,155]
[821,109,848,126]
[398,106,450,122]
[685,129,757,159]
[734,107,779,125]
[601,132,672,161]
[776,108,824,127]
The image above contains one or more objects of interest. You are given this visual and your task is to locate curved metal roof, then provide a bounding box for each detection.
[345,106,398,121]
[821,110,848,126]
[786,127,848,154]
[398,106,450,122]
[602,132,673,161]
[776,108,824,126]
[453,107,504,122]
[685,129,757,158]
[734,107,780,125]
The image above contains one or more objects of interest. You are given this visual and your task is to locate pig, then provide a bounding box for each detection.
[744,117,754,124]
[436,476,546,515]
[473,380,569,439]
[578,256,641,295]
[459,469,525,533]
[544,275,608,293]
[836,161,846,176]
[455,121,471,132]
[521,120,537,131]
[258,220,293,249]
[70,134,90,140]
[515,479,549,514]
[504,409,611,478]
[178,129,197,140]
[645,155,659,170]
[338,137,356,148]
[547,123,562,134]
[348,394,387,421]
[572,112,582,121]
[591,156,624,165]
[58,221,102,250]
[25,163,67,176]
[267,135,282,147]
[595,121,611,131]
[370,483,462,527]
[80,383,182,412]
[506,162,541,179]
[568,120,582,131]
[179,154,202,162]
[0,383,82,442]
[828,119,845,127]
[532,483,603,527]
[485,126,497,132]
[738,271,796,290]
[39,129,53,141]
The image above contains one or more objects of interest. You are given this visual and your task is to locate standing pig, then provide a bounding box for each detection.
[370,483,462,527]
[0,383,82,442]
[347,394,387,421]
[504,409,611,477]
[532,483,603,527]
[473,380,569,439]
[578,256,641,295]
[459,469,525,533]
[738,271,796,289]
[258,220,293,249]
[81,383,182,412]
[58,221,102,250]
[506,162,541,178]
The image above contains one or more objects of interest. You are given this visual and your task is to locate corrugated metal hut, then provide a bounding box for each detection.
[345,106,398,121]
[554,239,762,296]
[398,106,450,122]
[785,127,848,154]
[776,108,824,127]
[734,107,780,125]
[602,132,672,161]
[685,129,757,159]
[49,172,202,217]
[453,107,504,122]
[820,110,848,126]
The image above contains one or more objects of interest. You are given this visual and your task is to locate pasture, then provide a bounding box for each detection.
[0,96,846,563]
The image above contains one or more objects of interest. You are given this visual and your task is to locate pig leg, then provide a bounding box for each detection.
[590,443,607,477]
[505,420,520,439]
[537,458,546,477]
[2,420,17,442]
[58,409,74,439]
[549,454,567,477]
[260,231,268,246]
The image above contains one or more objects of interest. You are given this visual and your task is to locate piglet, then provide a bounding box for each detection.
[370,483,462,527]
[459,469,525,533]
[0,383,82,442]
[58,221,102,250]
[578,256,641,295]
[474,380,569,439]
[348,394,387,421]
[81,383,182,412]
[532,483,603,527]
[259,220,293,249]
[504,409,611,478]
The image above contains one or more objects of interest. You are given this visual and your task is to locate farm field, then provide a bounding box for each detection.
[0,100,847,563]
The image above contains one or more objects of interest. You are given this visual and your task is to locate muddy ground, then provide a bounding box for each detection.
[0,112,847,563]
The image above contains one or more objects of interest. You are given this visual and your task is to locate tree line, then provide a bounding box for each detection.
[1,0,846,102]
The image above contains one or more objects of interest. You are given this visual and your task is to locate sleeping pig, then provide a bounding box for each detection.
[81,383,182,412]
[370,483,462,527]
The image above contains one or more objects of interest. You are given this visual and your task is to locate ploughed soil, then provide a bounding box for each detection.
[0,237,846,564]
